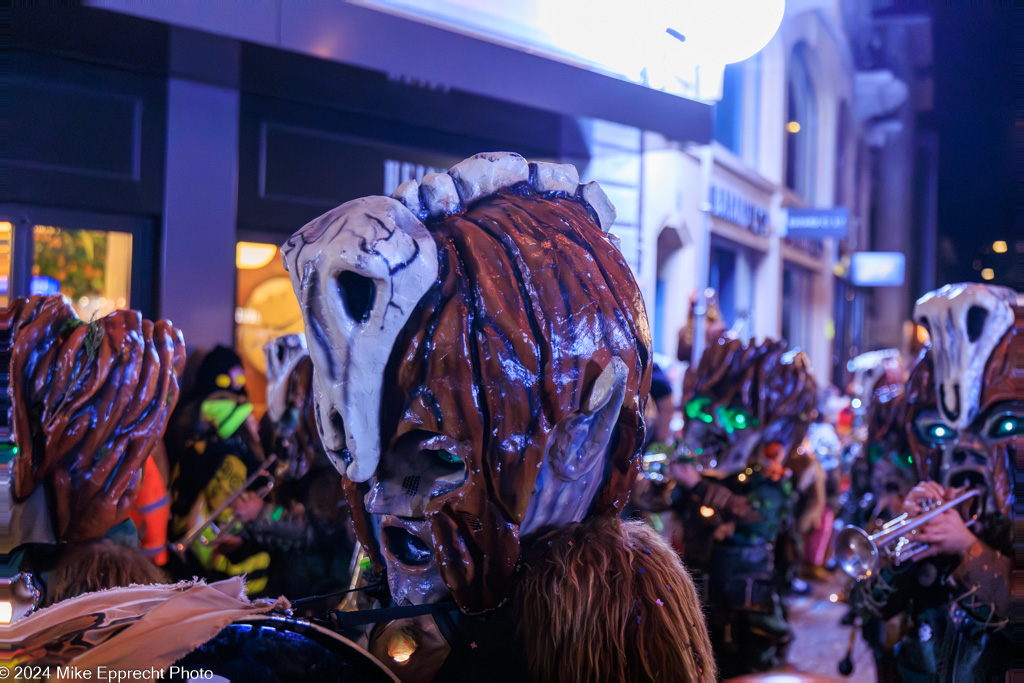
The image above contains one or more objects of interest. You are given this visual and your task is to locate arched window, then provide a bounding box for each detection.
[785,43,817,200]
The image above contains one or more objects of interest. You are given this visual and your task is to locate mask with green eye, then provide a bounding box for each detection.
[684,397,714,424]
[986,412,1021,440]
[914,414,957,446]
[714,406,757,434]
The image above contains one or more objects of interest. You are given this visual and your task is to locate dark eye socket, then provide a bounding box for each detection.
[336,270,376,324]
[392,430,466,474]
[431,448,464,474]
[966,305,987,343]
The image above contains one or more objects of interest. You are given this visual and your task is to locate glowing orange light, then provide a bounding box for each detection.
[700,506,715,518]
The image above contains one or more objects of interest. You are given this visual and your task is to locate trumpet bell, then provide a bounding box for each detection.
[835,525,879,581]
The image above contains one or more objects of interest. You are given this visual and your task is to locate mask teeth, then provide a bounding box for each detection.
[395,153,616,238]
[530,161,580,195]
[402,475,421,497]
[580,182,614,231]
[458,511,483,531]
[392,179,423,216]
[448,151,530,205]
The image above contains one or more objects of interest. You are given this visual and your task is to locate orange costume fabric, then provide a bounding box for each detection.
[129,457,170,565]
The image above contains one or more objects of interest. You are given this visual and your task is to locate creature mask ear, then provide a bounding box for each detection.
[522,357,629,535]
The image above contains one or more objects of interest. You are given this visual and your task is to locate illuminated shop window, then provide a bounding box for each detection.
[0,222,12,308]
[235,241,305,417]
[32,225,132,319]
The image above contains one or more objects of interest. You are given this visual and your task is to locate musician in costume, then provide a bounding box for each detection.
[167,346,272,593]
[846,283,1015,681]
[668,338,817,677]
[840,350,914,532]
[284,152,716,681]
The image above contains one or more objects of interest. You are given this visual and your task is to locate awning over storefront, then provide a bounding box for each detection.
[88,0,714,145]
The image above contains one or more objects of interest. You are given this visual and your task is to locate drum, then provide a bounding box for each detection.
[173,615,398,682]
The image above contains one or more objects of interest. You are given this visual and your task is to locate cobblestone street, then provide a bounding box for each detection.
[725,570,877,682]
[774,572,876,682]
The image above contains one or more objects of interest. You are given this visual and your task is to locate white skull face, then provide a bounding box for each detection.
[849,349,901,409]
[263,334,308,424]
[282,196,438,482]
[914,283,1015,431]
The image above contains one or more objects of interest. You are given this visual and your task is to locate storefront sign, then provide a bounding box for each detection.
[785,207,849,239]
[383,159,448,196]
[709,186,770,236]
[850,252,905,287]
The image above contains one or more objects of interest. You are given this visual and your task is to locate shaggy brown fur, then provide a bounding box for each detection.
[516,517,716,683]
[42,540,170,608]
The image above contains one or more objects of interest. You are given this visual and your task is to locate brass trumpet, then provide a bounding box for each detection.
[834,487,980,580]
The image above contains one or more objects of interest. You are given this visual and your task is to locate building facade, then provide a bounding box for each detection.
[7,1,930,400]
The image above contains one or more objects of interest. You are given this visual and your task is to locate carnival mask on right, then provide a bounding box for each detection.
[906,283,1020,546]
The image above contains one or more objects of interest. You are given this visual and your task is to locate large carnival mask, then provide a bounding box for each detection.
[284,152,652,612]
[680,338,817,477]
[4,295,185,542]
[907,283,1019,543]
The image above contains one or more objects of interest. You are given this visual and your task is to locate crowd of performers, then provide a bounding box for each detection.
[0,152,1015,682]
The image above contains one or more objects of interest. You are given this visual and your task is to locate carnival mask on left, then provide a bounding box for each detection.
[284,152,652,613]
[5,295,185,542]
[908,283,1019,542]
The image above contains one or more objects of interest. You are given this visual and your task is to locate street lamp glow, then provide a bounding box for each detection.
[669,0,786,65]
[981,268,995,281]
[992,240,1007,253]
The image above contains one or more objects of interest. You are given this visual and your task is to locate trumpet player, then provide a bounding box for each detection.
[847,283,1016,682]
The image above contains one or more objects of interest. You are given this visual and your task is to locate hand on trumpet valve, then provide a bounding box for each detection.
[902,480,948,515]
[903,481,976,559]
[912,509,975,559]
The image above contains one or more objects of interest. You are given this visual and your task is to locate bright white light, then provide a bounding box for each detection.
[669,0,785,65]
[851,398,862,409]
[0,601,11,623]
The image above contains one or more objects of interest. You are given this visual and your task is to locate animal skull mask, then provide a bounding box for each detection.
[906,283,1020,545]
[283,197,439,482]
[264,333,308,424]
[849,349,903,413]
[284,152,652,612]
[914,283,1015,431]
